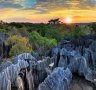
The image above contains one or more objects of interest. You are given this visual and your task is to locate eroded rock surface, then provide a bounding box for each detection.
[38,67,72,90]
[51,36,96,83]
[1,36,96,90]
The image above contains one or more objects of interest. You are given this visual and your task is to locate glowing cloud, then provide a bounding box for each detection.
[0,0,96,23]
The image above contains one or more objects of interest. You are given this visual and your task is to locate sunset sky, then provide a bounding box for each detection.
[0,0,96,23]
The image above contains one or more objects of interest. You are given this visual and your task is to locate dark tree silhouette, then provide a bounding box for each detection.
[48,18,61,25]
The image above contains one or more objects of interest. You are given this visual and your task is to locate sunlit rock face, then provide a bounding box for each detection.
[0,60,28,90]
[0,53,35,90]
[38,67,72,90]
[14,53,36,63]
[13,53,37,71]
[0,61,12,73]
[58,48,93,81]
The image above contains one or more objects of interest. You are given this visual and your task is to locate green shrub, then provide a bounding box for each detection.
[29,31,57,48]
[9,42,32,56]
[6,35,32,57]
[0,28,6,33]
[63,25,86,38]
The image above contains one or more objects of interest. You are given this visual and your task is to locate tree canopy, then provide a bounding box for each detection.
[29,31,57,48]
[6,35,32,57]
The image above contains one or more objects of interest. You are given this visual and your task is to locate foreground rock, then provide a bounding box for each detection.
[0,60,28,90]
[0,52,73,90]
[38,67,72,90]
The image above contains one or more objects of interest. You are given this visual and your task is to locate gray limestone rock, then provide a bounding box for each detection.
[38,67,72,90]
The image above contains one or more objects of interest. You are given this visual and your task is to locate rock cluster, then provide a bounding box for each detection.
[0,60,28,90]
[0,35,96,90]
[51,36,96,83]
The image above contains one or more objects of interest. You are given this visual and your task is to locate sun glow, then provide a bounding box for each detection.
[64,17,73,24]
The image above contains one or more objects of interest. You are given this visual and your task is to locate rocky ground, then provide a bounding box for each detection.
[70,74,95,90]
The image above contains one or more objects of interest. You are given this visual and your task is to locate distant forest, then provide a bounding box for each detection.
[0,18,96,58]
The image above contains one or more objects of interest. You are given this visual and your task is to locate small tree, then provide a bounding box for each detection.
[9,43,32,56]
[43,37,57,48]
[0,28,6,33]
[6,35,32,57]
[48,18,60,24]
[70,25,86,38]
[90,23,96,34]
[7,35,29,45]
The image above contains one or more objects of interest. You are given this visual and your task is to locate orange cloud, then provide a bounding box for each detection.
[0,0,96,23]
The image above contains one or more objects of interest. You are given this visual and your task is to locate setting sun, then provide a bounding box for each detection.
[64,17,73,24]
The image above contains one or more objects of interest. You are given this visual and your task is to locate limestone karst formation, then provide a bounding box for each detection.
[0,35,96,90]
